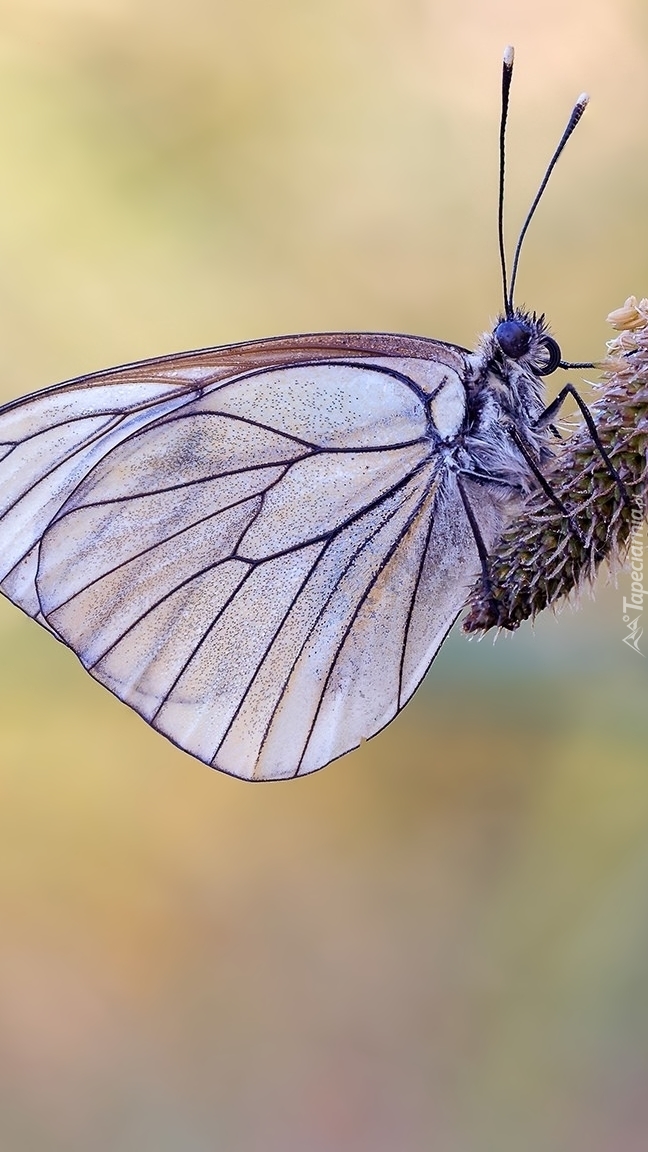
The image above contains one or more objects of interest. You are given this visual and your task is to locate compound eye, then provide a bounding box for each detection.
[494,319,531,359]
[533,335,562,376]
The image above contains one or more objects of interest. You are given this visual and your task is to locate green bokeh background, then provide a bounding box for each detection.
[0,2,647,1149]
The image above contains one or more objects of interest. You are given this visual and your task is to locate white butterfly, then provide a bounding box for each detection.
[0,49,590,780]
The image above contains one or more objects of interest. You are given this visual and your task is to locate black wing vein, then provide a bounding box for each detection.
[294,484,438,776]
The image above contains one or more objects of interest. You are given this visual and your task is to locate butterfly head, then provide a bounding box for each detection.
[492,48,587,383]
[494,309,561,376]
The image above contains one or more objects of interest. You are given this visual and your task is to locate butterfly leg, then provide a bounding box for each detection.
[535,381,631,508]
[455,474,493,596]
[506,423,585,544]
[458,468,524,491]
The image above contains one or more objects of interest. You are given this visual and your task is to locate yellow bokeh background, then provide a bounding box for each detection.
[0,1,647,1149]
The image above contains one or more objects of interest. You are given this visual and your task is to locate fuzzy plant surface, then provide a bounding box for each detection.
[464,297,648,634]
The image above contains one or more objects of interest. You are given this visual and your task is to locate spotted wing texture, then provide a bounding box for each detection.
[0,331,497,780]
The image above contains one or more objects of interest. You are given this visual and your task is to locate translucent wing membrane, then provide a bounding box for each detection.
[0,332,493,779]
[0,378,201,625]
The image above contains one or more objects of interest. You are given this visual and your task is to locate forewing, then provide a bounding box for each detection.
[0,376,203,626]
[0,329,463,627]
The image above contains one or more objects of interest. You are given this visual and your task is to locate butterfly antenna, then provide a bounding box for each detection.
[508,91,589,310]
[498,46,515,319]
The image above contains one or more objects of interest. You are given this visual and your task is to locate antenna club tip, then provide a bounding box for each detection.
[503,45,514,67]
[577,92,590,108]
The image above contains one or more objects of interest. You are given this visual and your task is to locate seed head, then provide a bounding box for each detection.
[464,297,648,634]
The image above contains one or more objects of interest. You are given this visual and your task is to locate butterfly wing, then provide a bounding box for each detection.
[0,372,204,629]
[0,332,498,779]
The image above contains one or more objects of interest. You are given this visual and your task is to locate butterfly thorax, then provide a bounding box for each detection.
[457,309,558,492]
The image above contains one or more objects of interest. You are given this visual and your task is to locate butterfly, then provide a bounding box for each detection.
[0,47,593,780]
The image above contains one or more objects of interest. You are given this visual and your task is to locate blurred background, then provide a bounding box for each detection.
[0,1,647,1149]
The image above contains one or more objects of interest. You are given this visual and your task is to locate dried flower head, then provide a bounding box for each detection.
[463,297,648,634]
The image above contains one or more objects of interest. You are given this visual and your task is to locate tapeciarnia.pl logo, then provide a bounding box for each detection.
[622,500,646,656]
